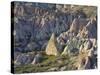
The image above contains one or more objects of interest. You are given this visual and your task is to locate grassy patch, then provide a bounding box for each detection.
[14,54,77,73]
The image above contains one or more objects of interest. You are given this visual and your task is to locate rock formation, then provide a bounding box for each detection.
[12,2,97,71]
[31,53,42,64]
[70,18,79,34]
[45,33,58,56]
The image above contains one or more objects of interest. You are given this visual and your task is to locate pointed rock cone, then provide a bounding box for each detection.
[45,33,58,56]
[70,18,79,34]
[61,46,69,55]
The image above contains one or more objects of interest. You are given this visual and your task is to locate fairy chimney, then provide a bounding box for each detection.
[45,33,58,56]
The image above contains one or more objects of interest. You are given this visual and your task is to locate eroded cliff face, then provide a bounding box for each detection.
[13,2,97,53]
[13,2,71,52]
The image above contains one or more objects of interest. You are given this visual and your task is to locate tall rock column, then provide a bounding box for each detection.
[45,33,58,56]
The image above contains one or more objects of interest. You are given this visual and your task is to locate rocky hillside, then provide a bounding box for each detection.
[12,2,97,73]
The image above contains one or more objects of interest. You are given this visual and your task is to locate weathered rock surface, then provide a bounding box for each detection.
[31,53,42,64]
[13,2,93,52]
[13,2,97,70]
[15,53,34,65]
[83,39,92,50]
[45,33,58,56]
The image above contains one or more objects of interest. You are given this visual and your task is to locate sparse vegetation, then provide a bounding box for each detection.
[14,54,77,73]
